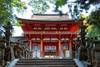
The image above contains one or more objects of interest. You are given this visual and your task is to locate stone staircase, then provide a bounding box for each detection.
[14,59,77,67]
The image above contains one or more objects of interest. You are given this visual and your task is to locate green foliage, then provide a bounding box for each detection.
[54,0,100,18]
[78,0,100,9]
[29,0,50,14]
[28,0,99,17]
[0,0,12,24]
[86,8,100,37]
[88,0,100,4]
[87,25,100,37]
[55,0,66,7]
[0,0,25,25]
[79,9,100,37]
[88,9,100,27]
[0,0,26,43]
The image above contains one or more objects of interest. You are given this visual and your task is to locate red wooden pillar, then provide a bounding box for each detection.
[29,40,32,50]
[28,33,32,50]
[40,40,44,57]
[58,40,61,56]
[69,34,73,58]
[40,34,44,58]
[58,34,61,57]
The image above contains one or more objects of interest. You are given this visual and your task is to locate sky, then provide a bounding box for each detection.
[12,26,23,37]
[12,0,96,37]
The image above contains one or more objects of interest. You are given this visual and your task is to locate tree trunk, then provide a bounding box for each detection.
[4,22,12,62]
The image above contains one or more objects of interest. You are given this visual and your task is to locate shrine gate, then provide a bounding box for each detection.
[19,14,80,59]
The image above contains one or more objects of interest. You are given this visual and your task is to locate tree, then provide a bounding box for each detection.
[54,0,100,19]
[88,8,100,27]
[79,8,100,37]
[28,0,58,14]
[28,0,99,18]
[0,0,25,63]
[87,8,100,37]
[0,0,25,46]
[77,8,100,61]
[0,25,4,37]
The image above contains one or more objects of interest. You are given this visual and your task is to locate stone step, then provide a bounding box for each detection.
[18,59,74,63]
[14,59,77,67]
[17,59,76,65]
[18,59,74,61]
[16,62,76,65]
[19,59,74,61]
[15,64,76,67]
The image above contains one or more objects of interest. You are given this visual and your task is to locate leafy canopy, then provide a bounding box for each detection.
[87,8,100,37]
[29,0,55,14]
[88,9,100,27]
[79,9,100,37]
[0,0,25,25]
[54,0,100,19]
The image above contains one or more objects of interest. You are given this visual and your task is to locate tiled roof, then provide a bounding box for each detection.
[31,14,71,21]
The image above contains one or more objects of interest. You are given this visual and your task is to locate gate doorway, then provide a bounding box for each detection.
[61,43,70,59]
[32,43,40,58]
